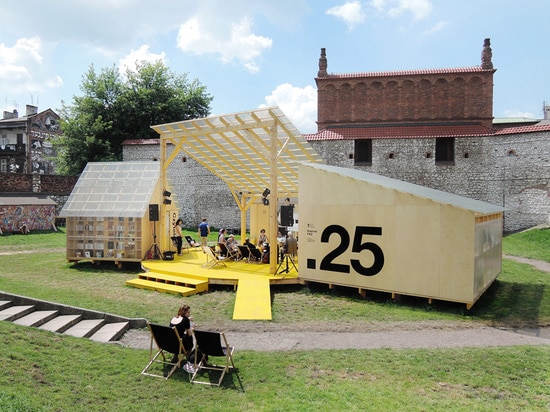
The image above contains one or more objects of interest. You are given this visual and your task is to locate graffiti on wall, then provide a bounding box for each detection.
[0,205,56,232]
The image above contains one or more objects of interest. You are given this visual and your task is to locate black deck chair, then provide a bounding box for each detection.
[247,245,262,262]
[141,322,188,380]
[190,330,236,387]
[237,245,250,261]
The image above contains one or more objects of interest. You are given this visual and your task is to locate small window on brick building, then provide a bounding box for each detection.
[464,152,469,159]
[435,138,454,163]
[354,139,372,165]
[0,158,7,173]
[426,152,432,158]
[388,152,395,159]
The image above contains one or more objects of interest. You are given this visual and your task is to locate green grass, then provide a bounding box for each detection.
[502,226,550,262]
[0,228,549,411]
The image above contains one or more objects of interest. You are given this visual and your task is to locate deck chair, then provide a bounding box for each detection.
[247,245,262,262]
[219,243,239,261]
[237,245,250,262]
[141,322,188,380]
[185,235,201,249]
[202,246,227,269]
[191,330,236,387]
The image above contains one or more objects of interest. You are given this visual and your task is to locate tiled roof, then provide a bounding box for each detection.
[493,123,550,135]
[304,124,494,141]
[318,66,494,80]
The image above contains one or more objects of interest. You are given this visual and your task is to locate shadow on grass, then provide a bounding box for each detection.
[68,260,143,274]
[470,279,545,327]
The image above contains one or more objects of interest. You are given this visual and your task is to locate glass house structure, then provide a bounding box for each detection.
[59,161,174,265]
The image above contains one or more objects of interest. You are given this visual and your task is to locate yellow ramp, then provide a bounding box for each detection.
[233,278,272,320]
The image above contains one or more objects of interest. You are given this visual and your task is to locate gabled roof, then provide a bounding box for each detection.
[151,106,324,197]
[59,161,159,218]
[494,123,550,135]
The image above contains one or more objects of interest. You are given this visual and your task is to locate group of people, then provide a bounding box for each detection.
[173,218,296,264]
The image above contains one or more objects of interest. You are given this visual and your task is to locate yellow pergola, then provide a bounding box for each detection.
[151,106,324,273]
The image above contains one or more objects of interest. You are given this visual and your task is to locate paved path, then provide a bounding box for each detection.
[120,325,550,351]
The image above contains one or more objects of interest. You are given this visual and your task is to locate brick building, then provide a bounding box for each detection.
[0,105,61,174]
[305,39,550,232]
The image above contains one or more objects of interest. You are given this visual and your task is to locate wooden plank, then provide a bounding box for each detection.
[232,278,272,320]
[125,278,198,296]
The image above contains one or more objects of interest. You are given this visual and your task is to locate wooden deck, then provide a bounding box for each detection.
[125,248,300,320]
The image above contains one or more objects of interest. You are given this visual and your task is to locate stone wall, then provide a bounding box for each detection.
[123,142,240,231]
[309,130,550,233]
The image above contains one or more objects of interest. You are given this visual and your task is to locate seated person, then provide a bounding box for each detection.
[257,228,268,247]
[170,304,206,372]
[217,228,227,256]
[243,238,262,261]
[226,234,241,259]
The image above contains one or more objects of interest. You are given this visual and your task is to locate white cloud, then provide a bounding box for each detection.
[388,0,433,20]
[118,45,167,76]
[326,1,366,30]
[261,83,317,134]
[0,37,62,100]
[177,16,272,73]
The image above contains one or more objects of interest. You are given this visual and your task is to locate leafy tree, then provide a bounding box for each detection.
[53,61,212,175]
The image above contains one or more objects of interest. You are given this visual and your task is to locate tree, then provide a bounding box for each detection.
[53,61,212,175]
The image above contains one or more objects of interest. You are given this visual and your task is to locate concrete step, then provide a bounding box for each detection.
[64,319,106,338]
[0,305,35,321]
[90,321,130,343]
[39,314,82,333]
[0,300,12,310]
[13,310,59,327]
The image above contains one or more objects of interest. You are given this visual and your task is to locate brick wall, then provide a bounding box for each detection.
[316,71,494,130]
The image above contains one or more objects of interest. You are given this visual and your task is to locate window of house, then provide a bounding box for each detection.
[435,137,454,163]
[17,133,23,145]
[0,158,7,172]
[354,139,372,165]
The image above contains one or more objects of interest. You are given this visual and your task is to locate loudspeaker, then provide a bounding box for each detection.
[148,204,159,222]
[280,205,294,227]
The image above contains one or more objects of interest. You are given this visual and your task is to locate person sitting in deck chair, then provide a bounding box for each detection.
[169,304,206,373]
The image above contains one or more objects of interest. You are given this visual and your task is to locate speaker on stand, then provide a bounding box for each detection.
[146,204,162,259]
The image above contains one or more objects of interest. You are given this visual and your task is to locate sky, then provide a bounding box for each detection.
[1,0,548,134]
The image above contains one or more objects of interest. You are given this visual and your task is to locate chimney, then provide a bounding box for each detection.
[26,105,38,116]
[481,38,493,70]
[2,109,18,120]
[318,48,328,77]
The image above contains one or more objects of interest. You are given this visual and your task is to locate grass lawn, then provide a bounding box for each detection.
[0,228,549,411]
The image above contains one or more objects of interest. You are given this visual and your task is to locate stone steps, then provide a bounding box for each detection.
[0,297,138,343]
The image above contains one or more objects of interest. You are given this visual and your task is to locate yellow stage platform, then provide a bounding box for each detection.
[126,248,300,320]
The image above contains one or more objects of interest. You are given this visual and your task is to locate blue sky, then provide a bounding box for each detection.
[1,0,548,134]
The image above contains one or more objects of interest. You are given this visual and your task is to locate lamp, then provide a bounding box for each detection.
[163,199,172,205]
[163,190,171,197]
[262,188,270,206]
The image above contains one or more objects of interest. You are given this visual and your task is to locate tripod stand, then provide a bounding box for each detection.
[146,221,163,260]
[276,253,297,275]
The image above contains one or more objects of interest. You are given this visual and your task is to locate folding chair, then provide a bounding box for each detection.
[185,236,201,249]
[141,322,188,380]
[247,245,262,262]
[237,245,250,262]
[220,243,239,261]
[191,330,236,387]
[202,246,227,269]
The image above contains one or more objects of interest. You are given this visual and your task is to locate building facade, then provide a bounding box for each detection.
[0,105,61,174]
[305,39,550,233]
